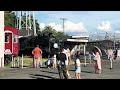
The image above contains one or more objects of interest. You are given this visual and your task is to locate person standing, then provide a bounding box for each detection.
[107,49,113,60]
[66,47,71,65]
[93,50,102,74]
[56,48,68,79]
[63,47,71,78]
[32,45,42,68]
[75,51,81,79]
[52,54,57,69]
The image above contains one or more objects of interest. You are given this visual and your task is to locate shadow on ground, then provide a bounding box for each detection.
[81,70,93,73]
[69,69,75,71]
[40,70,58,74]
[29,74,59,79]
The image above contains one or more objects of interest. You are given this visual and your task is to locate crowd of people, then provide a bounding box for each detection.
[32,45,113,79]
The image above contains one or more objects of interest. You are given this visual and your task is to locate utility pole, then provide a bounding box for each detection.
[113,33,116,50]
[60,18,67,34]
[105,32,109,40]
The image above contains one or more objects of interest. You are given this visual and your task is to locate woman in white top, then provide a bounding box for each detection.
[75,51,81,79]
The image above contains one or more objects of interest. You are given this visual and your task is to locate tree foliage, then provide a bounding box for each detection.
[41,26,70,42]
[35,20,40,34]
[42,26,57,36]
[55,31,69,41]
[4,11,16,27]
[4,11,40,34]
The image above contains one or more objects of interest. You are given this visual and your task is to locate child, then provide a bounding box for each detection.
[75,51,81,79]
[52,55,57,69]
[45,54,53,69]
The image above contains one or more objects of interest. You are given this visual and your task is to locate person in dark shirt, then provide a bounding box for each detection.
[56,48,68,79]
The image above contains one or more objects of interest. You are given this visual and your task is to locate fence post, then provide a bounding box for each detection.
[13,56,15,67]
[84,44,86,67]
[89,54,92,64]
[110,56,113,69]
[19,57,21,67]
[17,56,19,68]
[21,54,23,69]
[33,57,35,68]
[84,55,86,67]
[11,55,14,68]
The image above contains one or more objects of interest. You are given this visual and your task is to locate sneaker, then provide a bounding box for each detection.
[68,76,71,79]
[40,66,43,68]
[48,67,50,69]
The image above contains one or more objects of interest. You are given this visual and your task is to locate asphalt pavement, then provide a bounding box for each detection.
[0,59,120,79]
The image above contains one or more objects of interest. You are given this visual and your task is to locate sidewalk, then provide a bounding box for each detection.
[0,60,120,79]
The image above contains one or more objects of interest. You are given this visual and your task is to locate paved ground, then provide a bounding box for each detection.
[0,59,120,79]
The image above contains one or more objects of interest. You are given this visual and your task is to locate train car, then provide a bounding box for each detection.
[19,33,56,58]
[4,26,19,64]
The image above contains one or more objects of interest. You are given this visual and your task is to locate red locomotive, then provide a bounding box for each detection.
[4,26,19,64]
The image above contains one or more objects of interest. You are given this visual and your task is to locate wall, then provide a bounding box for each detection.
[0,11,4,67]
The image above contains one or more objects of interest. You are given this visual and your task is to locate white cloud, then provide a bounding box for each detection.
[39,21,87,33]
[48,22,63,32]
[115,30,120,33]
[97,21,112,32]
[65,21,87,32]
[39,23,45,30]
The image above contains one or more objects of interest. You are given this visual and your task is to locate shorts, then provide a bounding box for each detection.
[53,59,56,64]
[75,66,81,73]
[34,57,40,62]
[65,60,68,65]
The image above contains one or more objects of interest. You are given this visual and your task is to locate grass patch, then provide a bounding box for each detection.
[4,57,48,68]
[4,57,79,68]
[22,57,48,66]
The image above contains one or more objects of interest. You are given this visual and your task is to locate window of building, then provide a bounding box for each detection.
[5,35,9,43]
[13,35,18,43]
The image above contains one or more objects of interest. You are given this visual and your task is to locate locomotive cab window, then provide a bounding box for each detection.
[13,35,18,43]
[5,35,9,43]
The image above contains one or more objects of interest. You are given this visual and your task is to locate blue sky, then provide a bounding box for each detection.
[34,11,120,36]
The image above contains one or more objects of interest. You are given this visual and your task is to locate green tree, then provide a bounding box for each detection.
[5,11,40,35]
[35,20,40,35]
[42,26,57,36]
[4,11,16,27]
[42,25,70,42]
[55,31,67,41]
